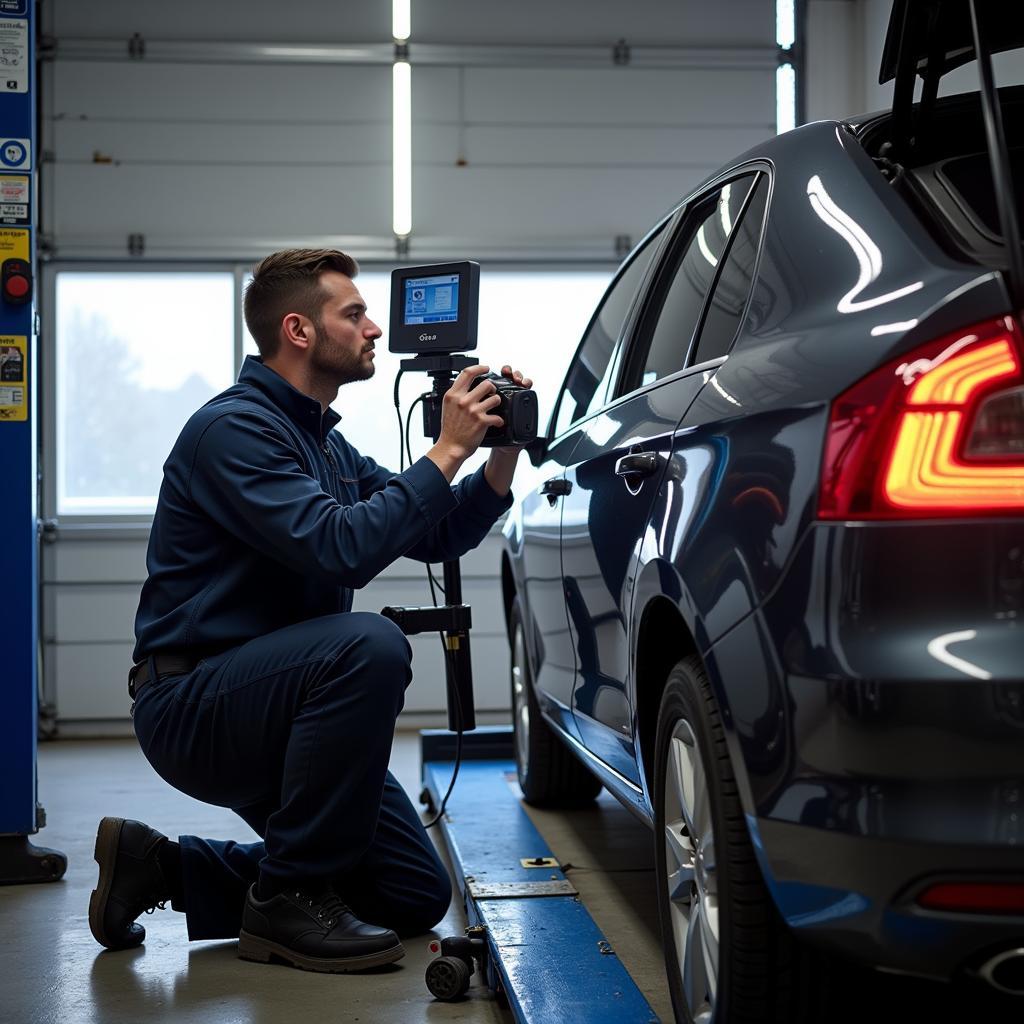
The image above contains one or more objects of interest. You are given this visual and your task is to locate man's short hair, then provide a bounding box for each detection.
[244,248,359,358]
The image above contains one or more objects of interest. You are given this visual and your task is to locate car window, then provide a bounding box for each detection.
[624,176,756,392]
[691,175,769,366]
[552,222,666,436]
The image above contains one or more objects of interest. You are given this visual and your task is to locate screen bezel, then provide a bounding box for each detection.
[389,260,479,354]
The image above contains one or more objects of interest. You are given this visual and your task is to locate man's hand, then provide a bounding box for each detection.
[426,364,504,482]
[484,365,533,497]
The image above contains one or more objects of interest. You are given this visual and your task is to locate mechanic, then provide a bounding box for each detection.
[88,248,532,974]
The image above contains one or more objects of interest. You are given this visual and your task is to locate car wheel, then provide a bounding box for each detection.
[509,596,602,806]
[654,655,831,1023]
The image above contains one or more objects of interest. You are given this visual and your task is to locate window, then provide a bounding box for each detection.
[56,272,235,515]
[552,224,666,437]
[56,267,611,517]
[632,177,756,390]
[692,176,769,365]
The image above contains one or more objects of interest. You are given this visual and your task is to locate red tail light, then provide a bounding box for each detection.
[819,316,1024,519]
[917,881,1024,914]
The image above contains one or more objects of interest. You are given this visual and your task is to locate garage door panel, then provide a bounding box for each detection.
[53,61,392,123]
[464,67,775,126]
[415,165,711,239]
[52,163,389,239]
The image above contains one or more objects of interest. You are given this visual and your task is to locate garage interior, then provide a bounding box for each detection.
[3,1,1024,1022]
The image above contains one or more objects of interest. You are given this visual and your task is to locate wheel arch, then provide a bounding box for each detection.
[633,596,700,799]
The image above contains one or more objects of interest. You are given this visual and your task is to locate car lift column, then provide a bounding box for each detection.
[0,0,65,884]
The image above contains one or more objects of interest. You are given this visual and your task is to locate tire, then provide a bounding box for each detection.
[653,655,834,1024]
[509,596,603,806]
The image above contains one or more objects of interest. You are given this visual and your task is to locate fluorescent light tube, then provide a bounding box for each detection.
[393,0,410,42]
[393,61,412,237]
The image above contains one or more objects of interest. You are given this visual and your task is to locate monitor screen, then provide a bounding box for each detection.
[403,273,460,325]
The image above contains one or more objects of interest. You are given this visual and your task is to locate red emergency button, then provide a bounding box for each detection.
[5,274,28,299]
[2,258,32,305]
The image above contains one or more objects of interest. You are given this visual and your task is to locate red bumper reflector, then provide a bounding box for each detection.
[917,881,1024,914]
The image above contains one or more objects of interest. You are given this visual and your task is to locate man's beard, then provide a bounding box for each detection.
[309,319,375,386]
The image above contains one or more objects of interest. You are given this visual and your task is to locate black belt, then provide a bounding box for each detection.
[128,654,198,700]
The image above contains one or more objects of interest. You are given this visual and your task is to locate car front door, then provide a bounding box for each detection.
[561,174,763,785]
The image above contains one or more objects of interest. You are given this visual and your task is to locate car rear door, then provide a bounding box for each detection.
[561,173,765,785]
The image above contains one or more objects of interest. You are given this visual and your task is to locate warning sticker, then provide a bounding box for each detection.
[0,226,27,260]
[0,334,26,421]
[0,174,27,224]
[0,19,27,94]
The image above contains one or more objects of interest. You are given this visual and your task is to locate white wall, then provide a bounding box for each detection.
[41,0,776,261]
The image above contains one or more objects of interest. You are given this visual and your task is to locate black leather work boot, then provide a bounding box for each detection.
[238,884,405,972]
[89,816,173,950]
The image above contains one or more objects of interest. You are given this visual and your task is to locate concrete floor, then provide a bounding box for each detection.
[5,734,1018,1024]
[0,732,670,1024]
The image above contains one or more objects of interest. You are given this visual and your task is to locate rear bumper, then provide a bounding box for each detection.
[707,520,1024,977]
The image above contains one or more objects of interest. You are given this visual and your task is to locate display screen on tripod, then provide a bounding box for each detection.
[389,260,479,354]
[403,274,460,326]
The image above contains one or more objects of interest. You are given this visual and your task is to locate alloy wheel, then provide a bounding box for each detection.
[663,717,719,1023]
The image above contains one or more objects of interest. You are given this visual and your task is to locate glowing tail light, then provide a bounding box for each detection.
[819,316,1024,519]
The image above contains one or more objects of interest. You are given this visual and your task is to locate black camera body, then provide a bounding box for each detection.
[469,372,538,448]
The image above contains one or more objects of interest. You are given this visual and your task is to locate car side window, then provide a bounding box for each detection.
[625,175,756,391]
[690,175,769,366]
[552,222,666,437]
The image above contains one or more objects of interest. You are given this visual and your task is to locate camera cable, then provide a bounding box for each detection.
[396,376,465,829]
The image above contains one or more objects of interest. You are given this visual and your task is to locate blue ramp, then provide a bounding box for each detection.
[421,742,660,1024]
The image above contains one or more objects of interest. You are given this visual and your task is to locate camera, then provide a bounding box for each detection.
[390,261,537,448]
[468,372,538,448]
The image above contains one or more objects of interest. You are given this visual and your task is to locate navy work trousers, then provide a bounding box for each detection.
[131,612,452,940]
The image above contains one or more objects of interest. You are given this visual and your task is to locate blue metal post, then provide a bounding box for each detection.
[0,0,65,884]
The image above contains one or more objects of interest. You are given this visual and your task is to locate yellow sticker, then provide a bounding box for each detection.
[0,335,27,421]
[0,227,28,261]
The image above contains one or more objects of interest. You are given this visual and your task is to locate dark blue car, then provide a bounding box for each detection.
[500,3,1024,1021]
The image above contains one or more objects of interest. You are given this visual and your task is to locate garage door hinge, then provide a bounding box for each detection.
[614,234,632,258]
[38,34,57,60]
[128,233,145,257]
[612,38,630,66]
[128,32,146,60]
[39,518,58,543]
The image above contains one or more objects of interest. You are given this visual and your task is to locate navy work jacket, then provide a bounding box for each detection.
[133,356,512,662]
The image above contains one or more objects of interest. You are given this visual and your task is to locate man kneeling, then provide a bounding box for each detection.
[88,249,530,972]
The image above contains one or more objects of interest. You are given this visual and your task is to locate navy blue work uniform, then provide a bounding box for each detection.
[131,356,511,940]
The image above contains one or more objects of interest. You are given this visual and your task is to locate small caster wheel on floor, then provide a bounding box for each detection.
[424,928,488,1002]
[425,954,471,1000]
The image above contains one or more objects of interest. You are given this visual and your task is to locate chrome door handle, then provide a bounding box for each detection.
[615,452,660,478]
[540,477,572,496]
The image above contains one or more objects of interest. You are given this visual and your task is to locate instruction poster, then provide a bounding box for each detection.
[0,334,26,420]
[0,18,27,93]
[0,174,27,223]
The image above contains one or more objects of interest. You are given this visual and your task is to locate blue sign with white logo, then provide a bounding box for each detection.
[0,1,28,14]
[0,138,28,169]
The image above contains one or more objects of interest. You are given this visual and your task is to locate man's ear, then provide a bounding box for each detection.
[281,313,313,352]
